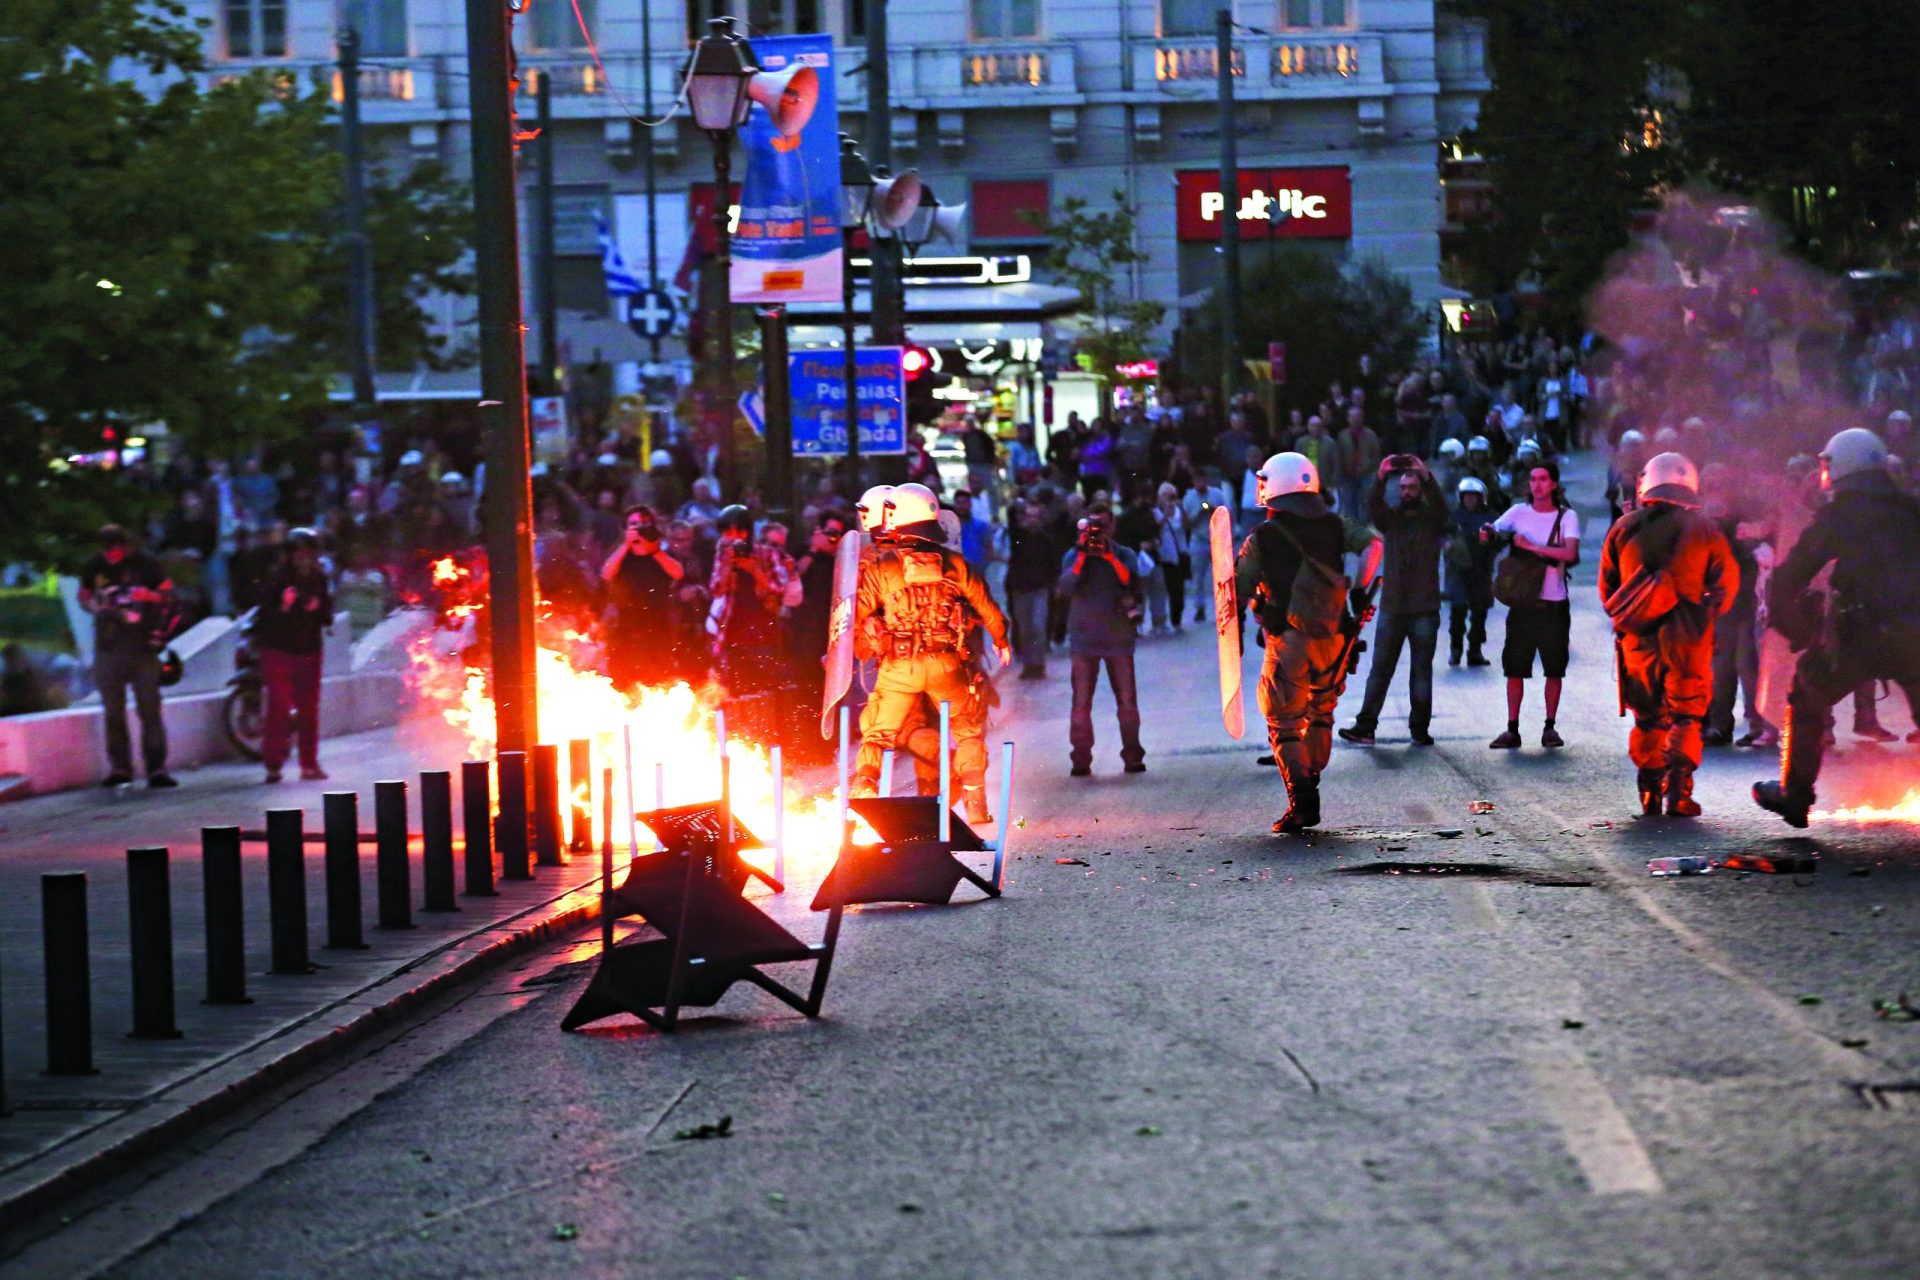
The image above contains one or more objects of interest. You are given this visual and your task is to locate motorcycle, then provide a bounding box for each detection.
[222,631,269,760]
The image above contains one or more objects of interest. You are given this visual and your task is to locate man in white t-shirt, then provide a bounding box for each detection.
[1484,460,1580,749]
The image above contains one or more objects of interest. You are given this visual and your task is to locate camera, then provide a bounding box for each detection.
[1385,453,1421,472]
[1075,517,1109,553]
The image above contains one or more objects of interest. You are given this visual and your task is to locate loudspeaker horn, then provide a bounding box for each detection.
[869,168,924,232]
[929,201,968,245]
[746,62,819,138]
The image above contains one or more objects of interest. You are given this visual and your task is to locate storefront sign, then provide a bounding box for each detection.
[1175,167,1352,242]
[789,347,908,456]
[1115,359,1159,379]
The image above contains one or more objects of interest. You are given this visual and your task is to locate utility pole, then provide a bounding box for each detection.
[865,0,902,347]
[464,0,540,756]
[338,26,377,412]
[640,0,661,359]
[534,69,559,395]
[1216,7,1241,413]
[758,307,793,522]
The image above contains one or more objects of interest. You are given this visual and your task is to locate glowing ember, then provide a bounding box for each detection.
[406,624,850,885]
[1816,789,1920,824]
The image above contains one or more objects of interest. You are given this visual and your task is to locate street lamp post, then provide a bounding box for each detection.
[685,17,758,487]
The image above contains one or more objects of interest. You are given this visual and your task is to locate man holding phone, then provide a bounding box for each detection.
[1339,454,1448,746]
[601,504,685,691]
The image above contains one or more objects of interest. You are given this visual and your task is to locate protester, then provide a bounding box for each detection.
[1339,455,1448,746]
[254,527,334,783]
[1059,504,1145,776]
[600,504,686,692]
[1005,501,1059,679]
[1485,459,1581,749]
[1336,406,1382,519]
[1153,482,1189,634]
[1181,467,1233,625]
[79,524,177,788]
[950,489,994,573]
[1700,465,1775,747]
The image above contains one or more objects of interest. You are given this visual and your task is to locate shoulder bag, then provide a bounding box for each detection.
[1263,520,1350,639]
[1492,508,1565,609]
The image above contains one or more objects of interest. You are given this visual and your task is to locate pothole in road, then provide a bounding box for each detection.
[1333,862,1594,887]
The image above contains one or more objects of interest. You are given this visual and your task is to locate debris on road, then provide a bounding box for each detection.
[1135,1125,1161,1137]
[1797,995,1823,1006]
[1873,993,1920,1021]
[1468,801,1496,814]
[1055,857,1090,866]
[1719,851,1820,874]
[1562,1019,1585,1030]
[552,1224,581,1241]
[673,1116,734,1140]
[1436,829,1464,838]
[1647,856,1712,877]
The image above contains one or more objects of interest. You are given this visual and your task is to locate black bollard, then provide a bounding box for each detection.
[568,738,593,853]
[202,826,249,1004]
[496,751,531,881]
[420,770,458,912]
[462,760,496,896]
[42,872,95,1075]
[322,792,366,950]
[532,744,563,866]
[267,809,314,975]
[374,780,413,929]
[126,847,181,1039]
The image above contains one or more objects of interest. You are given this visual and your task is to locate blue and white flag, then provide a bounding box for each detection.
[596,211,641,297]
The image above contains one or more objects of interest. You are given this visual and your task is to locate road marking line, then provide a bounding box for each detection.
[1527,1050,1664,1196]
[1442,879,1502,931]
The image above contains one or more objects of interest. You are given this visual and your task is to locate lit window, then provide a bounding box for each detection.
[224,0,287,58]
[1282,0,1351,29]
[971,0,1040,40]
[345,0,409,58]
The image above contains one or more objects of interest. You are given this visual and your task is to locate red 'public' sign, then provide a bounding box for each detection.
[1175,167,1352,242]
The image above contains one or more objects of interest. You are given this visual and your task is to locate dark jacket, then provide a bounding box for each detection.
[1058,547,1137,658]
[1006,524,1063,593]
[1767,473,1920,641]
[1233,497,1348,636]
[254,563,334,654]
[1367,473,1449,615]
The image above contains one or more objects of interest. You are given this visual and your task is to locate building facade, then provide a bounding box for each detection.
[147,0,1487,402]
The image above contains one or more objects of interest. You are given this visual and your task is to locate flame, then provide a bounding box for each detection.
[1816,788,1920,823]
[405,623,850,887]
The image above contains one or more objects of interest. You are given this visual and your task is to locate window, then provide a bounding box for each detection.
[1282,0,1350,28]
[531,0,591,50]
[223,0,286,58]
[846,0,865,41]
[345,0,408,57]
[1160,0,1213,36]
[748,0,822,35]
[971,0,1040,40]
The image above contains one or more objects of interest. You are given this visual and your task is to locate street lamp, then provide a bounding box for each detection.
[900,182,968,260]
[685,17,758,483]
[839,135,876,490]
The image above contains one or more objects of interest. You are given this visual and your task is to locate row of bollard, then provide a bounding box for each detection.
[2,741,598,1108]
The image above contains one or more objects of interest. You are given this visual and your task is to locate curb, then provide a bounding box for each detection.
[0,877,601,1231]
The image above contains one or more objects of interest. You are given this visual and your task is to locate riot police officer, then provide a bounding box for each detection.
[1235,452,1373,833]
[851,484,1010,822]
[1598,453,1737,816]
[843,483,942,797]
[1755,428,1920,826]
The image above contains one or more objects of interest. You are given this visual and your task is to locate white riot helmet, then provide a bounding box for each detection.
[1819,428,1888,489]
[1256,452,1318,506]
[1638,451,1700,503]
[884,482,941,527]
[1438,438,1466,460]
[1457,477,1487,497]
[1514,439,1543,462]
[855,484,894,533]
[1467,435,1491,454]
[1618,429,1646,448]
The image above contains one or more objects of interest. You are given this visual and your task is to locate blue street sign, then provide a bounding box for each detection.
[739,389,766,437]
[788,346,908,456]
[627,287,677,339]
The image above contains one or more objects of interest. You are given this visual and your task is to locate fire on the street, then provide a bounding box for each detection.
[404,591,849,885]
[1816,789,1920,824]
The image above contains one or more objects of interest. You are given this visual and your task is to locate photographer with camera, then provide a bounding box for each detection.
[254,528,334,784]
[1338,453,1449,747]
[79,523,179,788]
[1058,504,1146,777]
[601,504,686,691]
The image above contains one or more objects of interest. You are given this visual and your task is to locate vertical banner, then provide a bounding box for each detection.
[731,34,842,303]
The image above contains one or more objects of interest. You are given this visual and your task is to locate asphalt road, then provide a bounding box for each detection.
[13,470,1920,1280]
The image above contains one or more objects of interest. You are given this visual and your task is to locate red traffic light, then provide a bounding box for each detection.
[901,345,932,381]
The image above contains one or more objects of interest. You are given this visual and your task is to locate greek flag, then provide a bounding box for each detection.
[596,211,640,297]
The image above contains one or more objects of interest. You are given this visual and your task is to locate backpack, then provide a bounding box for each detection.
[1602,507,1686,635]
[1259,519,1349,639]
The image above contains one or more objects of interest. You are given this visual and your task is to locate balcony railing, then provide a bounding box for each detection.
[1271,41,1359,78]
[1134,32,1381,96]
[963,49,1048,87]
[520,59,605,97]
[1154,43,1244,81]
[330,66,417,101]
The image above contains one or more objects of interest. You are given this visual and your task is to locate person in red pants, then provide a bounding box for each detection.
[255,527,333,783]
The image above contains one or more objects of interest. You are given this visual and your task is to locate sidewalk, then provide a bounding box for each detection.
[0,718,606,1220]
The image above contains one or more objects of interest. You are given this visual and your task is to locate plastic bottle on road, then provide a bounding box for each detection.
[1647,856,1712,877]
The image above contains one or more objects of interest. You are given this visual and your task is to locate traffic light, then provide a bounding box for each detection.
[901,344,932,382]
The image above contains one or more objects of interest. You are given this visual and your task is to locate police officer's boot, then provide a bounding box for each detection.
[961,785,992,827]
[1636,768,1664,817]
[1295,775,1322,827]
[1752,780,1813,829]
[1665,768,1702,817]
[849,773,878,800]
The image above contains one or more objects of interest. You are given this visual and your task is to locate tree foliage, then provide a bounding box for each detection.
[0,0,473,566]
[1179,248,1427,412]
[1026,194,1166,391]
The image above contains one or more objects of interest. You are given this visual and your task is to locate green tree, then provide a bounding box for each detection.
[1664,0,1920,268]
[1025,194,1166,407]
[1451,0,1676,323]
[1180,248,1427,412]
